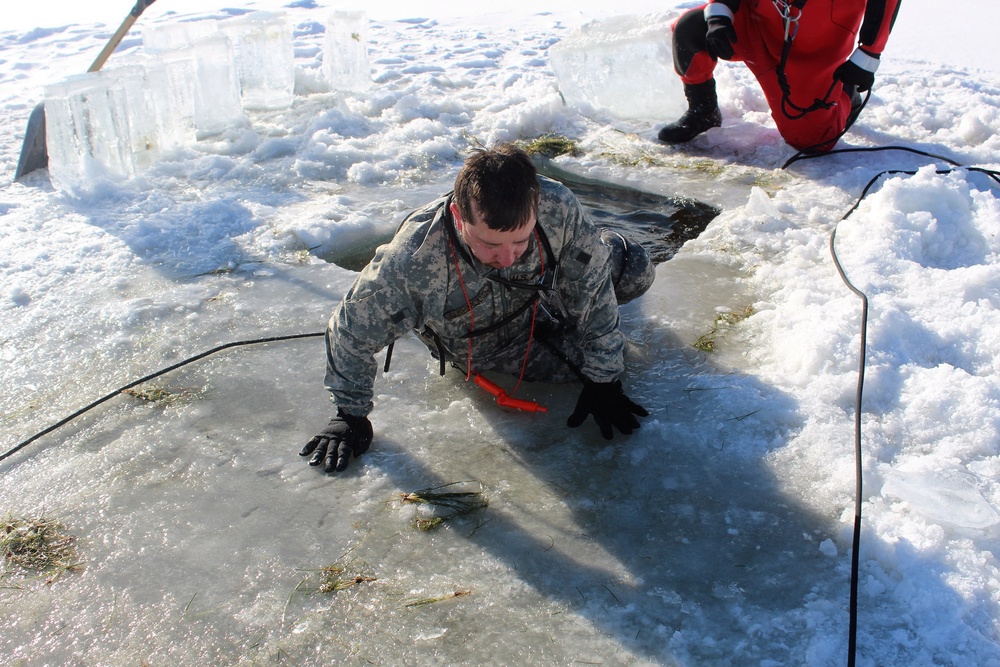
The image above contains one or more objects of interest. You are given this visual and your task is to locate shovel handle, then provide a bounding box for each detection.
[87,0,159,73]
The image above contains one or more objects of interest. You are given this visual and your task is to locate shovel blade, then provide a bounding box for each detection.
[15,102,48,180]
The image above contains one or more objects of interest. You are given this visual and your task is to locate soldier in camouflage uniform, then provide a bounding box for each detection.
[301,145,655,473]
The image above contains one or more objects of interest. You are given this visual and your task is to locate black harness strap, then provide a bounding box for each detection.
[773,0,839,121]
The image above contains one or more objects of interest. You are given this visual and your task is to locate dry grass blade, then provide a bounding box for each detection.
[403,590,471,608]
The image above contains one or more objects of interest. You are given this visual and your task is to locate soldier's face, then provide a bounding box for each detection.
[451,202,536,269]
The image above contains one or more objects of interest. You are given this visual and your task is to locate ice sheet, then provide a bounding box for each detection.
[549,13,686,122]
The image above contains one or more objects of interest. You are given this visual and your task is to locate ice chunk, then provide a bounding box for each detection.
[186,32,248,137]
[745,186,781,219]
[144,51,198,149]
[882,468,1000,529]
[324,10,371,95]
[220,11,295,110]
[818,539,838,557]
[143,19,246,137]
[549,14,686,122]
[44,72,135,192]
[102,61,162,170]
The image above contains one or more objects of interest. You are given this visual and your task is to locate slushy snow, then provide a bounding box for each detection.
[1,1,999,666]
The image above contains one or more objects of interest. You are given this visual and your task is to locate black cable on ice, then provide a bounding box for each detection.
[0,332,325,466]
[813,160,1000,667]
[828,207,870,667]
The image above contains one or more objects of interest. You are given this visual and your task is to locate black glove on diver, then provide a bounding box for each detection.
[567,380,649,440]
[300,409,373,473]
[705,15,737,60]
[833,50,879,91]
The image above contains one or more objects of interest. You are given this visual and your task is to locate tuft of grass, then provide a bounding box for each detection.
[399,482,488,531]
[682,159,727,177]
[122,384,202,406]
[519,135,580,158]
[291,562,377,598]
[596,144,671,169]
[693,305,755,353]
[1,514,82,580]
[283,561,377,626]
[596,140,727,175]
[317,565,377,594]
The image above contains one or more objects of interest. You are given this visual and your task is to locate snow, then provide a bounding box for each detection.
[2,1,999,666]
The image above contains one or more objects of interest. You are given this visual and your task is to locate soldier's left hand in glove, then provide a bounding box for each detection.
[567,379,649,440]
[300,409,373,473]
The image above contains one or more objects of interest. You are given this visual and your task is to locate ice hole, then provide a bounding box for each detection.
[316,165,720,272]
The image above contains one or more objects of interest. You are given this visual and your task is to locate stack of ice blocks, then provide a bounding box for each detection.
[43,10,373,191]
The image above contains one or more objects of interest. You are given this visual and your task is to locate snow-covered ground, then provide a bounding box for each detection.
[2,1,999,665]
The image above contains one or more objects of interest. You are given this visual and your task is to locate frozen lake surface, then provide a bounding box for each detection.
[3,1,1000,666]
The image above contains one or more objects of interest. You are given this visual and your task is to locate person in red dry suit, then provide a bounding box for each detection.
[657,0,901,152]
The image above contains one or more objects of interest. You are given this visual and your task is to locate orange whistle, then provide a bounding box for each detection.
[473,374,548,413]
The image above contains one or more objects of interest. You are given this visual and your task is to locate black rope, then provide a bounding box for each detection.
[778,88,871,158]
[828,200,870,667]
[0,331,325,465]
[783,143,960,171]
[775,1,836,123]
[777,42,837,121]
[800,154,1000,667]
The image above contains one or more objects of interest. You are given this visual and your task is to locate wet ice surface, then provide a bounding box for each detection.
[0,174,819,665]
[5,179,917,663]
[1,263,832,666]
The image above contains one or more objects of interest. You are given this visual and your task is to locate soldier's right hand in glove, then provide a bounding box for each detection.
[300,409,373,473]
[567,380,649,440]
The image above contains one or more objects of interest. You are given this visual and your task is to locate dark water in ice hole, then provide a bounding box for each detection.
[322,163,721,271]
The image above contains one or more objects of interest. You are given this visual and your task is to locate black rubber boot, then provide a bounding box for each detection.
[657,79,722,144]
[601,229,654,304]
[843,83,865,133]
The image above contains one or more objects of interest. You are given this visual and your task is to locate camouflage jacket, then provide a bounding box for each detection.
[324,176,625,416]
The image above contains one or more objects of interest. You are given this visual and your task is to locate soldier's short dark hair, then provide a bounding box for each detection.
[453,144,540,231]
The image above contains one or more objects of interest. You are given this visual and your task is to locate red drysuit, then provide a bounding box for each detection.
[673,0,901,150]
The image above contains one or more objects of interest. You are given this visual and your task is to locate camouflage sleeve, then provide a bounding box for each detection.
[323,221,430,416]
[541,181,625,383]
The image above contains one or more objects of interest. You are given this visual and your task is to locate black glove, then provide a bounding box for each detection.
[834,50,878,92]
[706,15,737,61]
[299,409,373,473]
[567,380,649,440]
